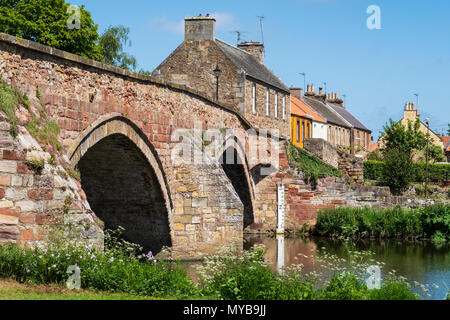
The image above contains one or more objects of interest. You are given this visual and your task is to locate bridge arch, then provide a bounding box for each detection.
[68,114,173,254]
[219,135,256,229]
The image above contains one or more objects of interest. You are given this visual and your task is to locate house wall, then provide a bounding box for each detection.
[290,115,312,149]
[312,121,327,140]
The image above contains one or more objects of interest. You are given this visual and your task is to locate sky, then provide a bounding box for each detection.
[71,0,450,140]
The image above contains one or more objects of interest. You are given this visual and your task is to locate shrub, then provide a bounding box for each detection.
[314,205,448,241]
[382,149,415,195]
[197,245,280,300]
[364,161,450,183]
[368,281,417,300]
[0,236,195,298]
[317,273,368,300]
[363,160,384,180]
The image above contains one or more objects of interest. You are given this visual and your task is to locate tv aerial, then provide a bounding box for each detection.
[230,31,247,45]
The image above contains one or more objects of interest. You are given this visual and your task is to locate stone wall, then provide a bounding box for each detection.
[304,138,364,183]
[282,170,448,231]
[0,113,103,248]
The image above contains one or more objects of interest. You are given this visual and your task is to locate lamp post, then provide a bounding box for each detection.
[299,73,306,92]
[213,65,222,101]
[425,118,430,200]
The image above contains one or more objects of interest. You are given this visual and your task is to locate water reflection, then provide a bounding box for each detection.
[245,235,450,300]
[181,236,450,300]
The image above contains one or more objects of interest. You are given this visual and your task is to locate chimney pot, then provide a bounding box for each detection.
[311,84,315,93]
[319,87,323,95]
[307,84,311,93]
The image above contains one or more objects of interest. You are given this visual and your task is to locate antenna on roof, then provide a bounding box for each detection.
[257,16,265,46]
[230,31,247,45]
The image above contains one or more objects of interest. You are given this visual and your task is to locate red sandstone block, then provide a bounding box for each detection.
[2,150,25,161]
[28,189,53,200]
[0,209,18,217]
[36,214,54,225]
[0,188,4,199]
[20,229,34,241]
[19,213,35,224]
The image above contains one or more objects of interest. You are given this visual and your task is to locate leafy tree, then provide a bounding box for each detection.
[99,25,136,71]
[427,145,446,163]
[379,119,426,193]
[380,118,427,158]
[447,124,450,136]
[382,148,415,195]
[0,0,102,60]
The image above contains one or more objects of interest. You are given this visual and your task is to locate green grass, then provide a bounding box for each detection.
[288,142,342,185]
[0,83,20,137]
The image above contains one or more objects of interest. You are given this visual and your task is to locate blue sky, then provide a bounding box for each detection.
[71,0,450,140]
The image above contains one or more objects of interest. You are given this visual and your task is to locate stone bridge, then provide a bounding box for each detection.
[0,33,290,259]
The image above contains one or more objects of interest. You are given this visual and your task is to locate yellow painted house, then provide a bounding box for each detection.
[290,95,326,149]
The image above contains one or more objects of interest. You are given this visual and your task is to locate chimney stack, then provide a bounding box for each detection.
[290,87,304,100]
[185,15,216,41]
[238,42,265,64]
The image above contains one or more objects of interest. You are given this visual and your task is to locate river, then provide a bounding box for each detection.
[183,236,450,300]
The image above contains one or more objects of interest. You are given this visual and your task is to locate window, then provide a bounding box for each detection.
[296,120,300,142]
[266,88,270,117]
[302,121,306,142]
[282,95,286,121]
[274,92,278,118]
[307,122,311,138]
[252,83,256,114]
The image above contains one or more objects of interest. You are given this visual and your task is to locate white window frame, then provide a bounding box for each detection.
[282,95,286,121]
[252,83,256,114]
[274,92,278,119]
[266,88,270,117]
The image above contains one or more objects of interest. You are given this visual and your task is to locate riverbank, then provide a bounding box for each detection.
[0,240,438,301]
[312,204,450,243]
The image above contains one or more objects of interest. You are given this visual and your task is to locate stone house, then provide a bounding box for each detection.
[291,85,352,148]
[377,103,444,152]
[326,93,372,153]
[290,93,327,149]
[153,14,290,137]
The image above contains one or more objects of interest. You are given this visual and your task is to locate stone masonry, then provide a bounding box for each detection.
[0,32,290,259]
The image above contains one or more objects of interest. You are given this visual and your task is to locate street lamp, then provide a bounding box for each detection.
[425,118,430,200]
[299,73,306,92]
[213,65,222,101]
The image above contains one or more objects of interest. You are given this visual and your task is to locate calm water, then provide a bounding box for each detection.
[183,236,450,300]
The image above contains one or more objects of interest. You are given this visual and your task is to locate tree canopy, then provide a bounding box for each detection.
[0,0,102,60]
[99,25,136,71]
[380,118,427,157]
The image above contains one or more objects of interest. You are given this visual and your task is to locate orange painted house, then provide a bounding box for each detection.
[290,95,326,149]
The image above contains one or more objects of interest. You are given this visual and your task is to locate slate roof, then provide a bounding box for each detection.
[215,39,290,93]
[302,96,351,128]
[328,103,371,132]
